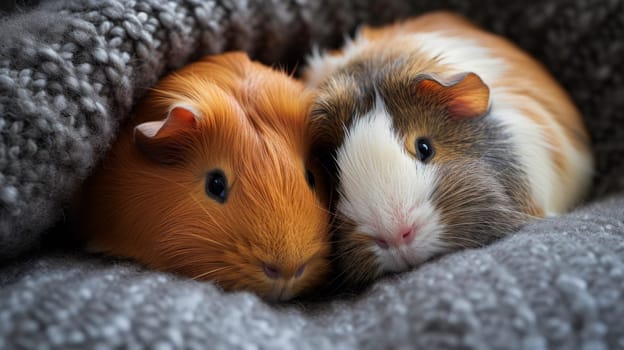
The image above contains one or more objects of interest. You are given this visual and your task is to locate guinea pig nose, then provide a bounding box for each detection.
[400,228,416,245]
[262,263,281,279]
[294,263,307,278]
[375,238,389,249]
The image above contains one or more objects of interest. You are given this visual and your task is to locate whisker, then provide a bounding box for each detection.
[333,245,369,259]
[441,220,518,229]
[180,232,227,248]
[192,266,235,280]
[131,170,189,190]
[187,193,232,238]
[312,201,334,216]
[442,236,486,247]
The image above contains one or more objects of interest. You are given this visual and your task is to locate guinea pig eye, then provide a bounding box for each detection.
[415,137,435,162]
[305,169,316,190]
[205,169,228,203]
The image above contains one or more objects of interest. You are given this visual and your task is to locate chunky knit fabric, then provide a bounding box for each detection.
[0,0,623,348]
[1,195,623,349]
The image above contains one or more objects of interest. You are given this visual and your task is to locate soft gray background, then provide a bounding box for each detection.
[0,0,622,349]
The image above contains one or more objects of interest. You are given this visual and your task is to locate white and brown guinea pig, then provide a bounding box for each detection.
[303,12,594,286]
[79,52,331,301]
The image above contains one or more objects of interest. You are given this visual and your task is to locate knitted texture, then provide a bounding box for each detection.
[1,195,622,349]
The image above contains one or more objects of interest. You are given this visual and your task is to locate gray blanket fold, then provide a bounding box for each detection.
[0,0,623,348]
[1,195,623,349]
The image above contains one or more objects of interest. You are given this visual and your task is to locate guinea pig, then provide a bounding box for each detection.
[79,52,331,301]
[303,12,594,286]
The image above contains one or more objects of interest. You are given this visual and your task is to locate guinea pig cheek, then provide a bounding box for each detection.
[335,112,446,274]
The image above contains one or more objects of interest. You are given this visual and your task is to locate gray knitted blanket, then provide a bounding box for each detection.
[0,0,623,348]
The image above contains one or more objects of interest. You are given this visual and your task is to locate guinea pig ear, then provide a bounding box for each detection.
[414,72,490,119]
[133,105,199,164]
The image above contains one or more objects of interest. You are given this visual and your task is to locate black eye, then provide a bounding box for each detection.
[205,169,228,203]
[415,137,434,162]
[305,169,316,190]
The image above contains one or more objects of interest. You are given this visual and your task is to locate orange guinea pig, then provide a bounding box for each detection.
[79,52,331,301]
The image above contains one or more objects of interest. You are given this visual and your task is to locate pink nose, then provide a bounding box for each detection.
[262,263,281,279]
[374,227,417,249]
[400,228,416,244]
[262,262,307,280]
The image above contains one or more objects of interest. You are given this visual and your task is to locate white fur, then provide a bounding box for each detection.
[406,33,504,82]
[305,35,367,88]
[487,93,556,214]
[490,91,594,215]
[558,141,594,212]
[336,98,445,273]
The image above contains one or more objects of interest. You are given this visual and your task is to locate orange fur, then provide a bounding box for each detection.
[80,52,331,301]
